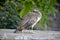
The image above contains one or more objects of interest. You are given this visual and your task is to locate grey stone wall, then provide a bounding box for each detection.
[0,29,60,40]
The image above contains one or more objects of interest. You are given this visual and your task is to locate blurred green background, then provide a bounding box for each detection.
[0,0,59,30]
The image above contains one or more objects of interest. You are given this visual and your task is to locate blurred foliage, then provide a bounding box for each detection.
[0,0,56,29]
[0,0,21,29]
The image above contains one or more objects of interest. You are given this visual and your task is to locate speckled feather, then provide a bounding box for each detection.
[14,9,42,33]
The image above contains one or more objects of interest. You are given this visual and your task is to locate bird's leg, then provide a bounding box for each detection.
[31,27,34,30]
[28,26,33,30]
[25,26,33,30]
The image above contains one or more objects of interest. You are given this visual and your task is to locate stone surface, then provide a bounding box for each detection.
[0,29,60,40]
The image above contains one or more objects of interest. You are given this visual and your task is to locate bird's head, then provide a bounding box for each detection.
[33,8,42,17]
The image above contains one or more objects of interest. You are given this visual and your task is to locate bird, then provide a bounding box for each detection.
[14,8,42,33]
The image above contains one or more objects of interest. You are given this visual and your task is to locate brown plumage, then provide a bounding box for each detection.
[14,9,42,33]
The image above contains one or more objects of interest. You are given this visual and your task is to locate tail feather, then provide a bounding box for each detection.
[14,28,22,33]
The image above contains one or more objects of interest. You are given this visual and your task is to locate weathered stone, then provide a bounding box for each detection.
[0,29,60,40]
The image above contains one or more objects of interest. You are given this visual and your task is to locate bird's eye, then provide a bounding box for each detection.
[33,10,38,13]
[33,10,35,12]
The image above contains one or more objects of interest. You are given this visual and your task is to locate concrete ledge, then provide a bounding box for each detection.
[0,29,60,40]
